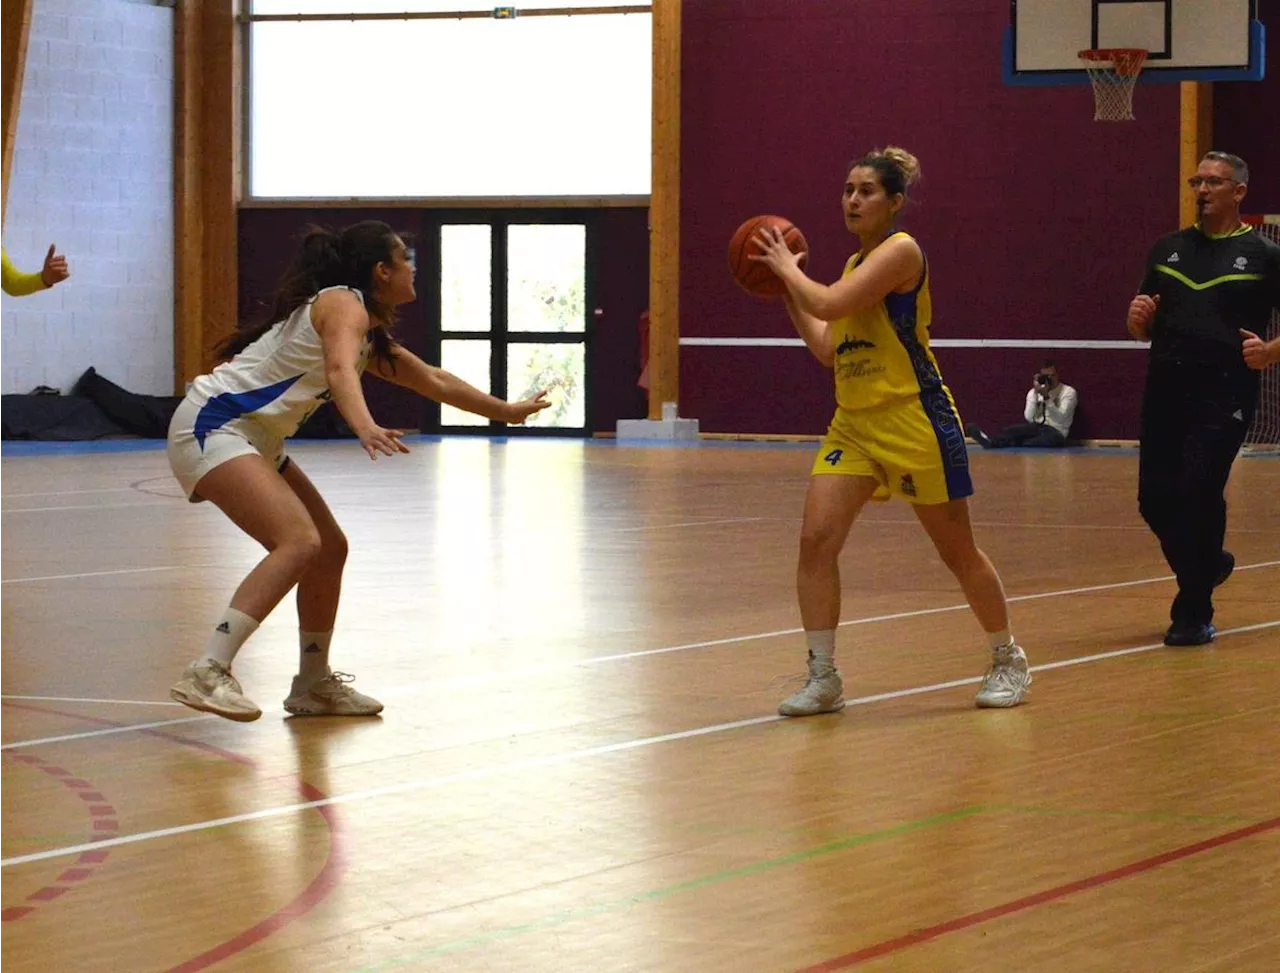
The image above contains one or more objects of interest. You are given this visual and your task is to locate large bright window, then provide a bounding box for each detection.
[248,3,651,197]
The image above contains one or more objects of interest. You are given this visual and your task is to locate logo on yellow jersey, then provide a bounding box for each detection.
[835,336,876,355]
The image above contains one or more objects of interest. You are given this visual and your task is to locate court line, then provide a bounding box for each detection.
[2,619,1276,869]
[2,562,1278,730]
[1,563,223,585]
[566,562,1280,669]
[0,715,213,750]
[345,807,988,970]
[793,816,1280,972]
[0,694,186,708]
[612,516,767,532]
[1,500,178,514]
[1,487,140,499]
[0,701,348,973]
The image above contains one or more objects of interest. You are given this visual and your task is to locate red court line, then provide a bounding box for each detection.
[794,816,1280,972]
[1,701,346,972]
[0,749,119,921]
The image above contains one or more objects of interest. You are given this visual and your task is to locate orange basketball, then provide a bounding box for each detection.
[727,215,808,299]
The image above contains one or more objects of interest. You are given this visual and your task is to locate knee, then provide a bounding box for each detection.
[319,528,349,569]
[798,523,844,566]
[275,525,323,568]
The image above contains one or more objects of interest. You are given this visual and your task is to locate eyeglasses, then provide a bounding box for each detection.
[1186,176,1238,190]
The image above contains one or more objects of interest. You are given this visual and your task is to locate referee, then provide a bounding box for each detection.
[1127,150,1280,646]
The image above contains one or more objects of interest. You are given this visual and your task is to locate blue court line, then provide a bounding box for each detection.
[0,438,168,457]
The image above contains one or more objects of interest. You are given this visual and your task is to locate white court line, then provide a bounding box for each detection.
[1,563,223,585]
[612,516,767,533]
[0,715,213,750]
[1,487,141,499]
[557,560,1280,670]
[3,619,1275,869]
[1,500,177,514]
[1,563,192,586]
[10,563,1280,716]
[1,694,186,708]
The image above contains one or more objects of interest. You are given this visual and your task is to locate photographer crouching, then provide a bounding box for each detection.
[967,361,1078,449]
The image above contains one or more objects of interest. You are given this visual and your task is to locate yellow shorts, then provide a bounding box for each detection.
[810,388,973,505]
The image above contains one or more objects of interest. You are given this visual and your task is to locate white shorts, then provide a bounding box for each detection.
[167,396,290,503]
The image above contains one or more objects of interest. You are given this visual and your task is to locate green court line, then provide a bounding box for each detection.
[347,805,985,971]
[347,799,1261,970]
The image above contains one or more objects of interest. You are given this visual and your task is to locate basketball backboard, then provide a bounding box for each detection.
[1005,0,1265,84]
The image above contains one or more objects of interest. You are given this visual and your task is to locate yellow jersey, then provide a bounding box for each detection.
[830,231,944,412]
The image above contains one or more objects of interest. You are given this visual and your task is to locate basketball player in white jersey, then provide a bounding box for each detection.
[167,220,550,721]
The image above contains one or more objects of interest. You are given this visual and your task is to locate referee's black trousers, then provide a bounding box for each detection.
[1137,358,1257,628]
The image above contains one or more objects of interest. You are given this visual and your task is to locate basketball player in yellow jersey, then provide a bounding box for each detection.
[751,146,1031,716]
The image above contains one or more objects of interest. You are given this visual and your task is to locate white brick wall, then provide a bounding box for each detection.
[2,0,173,396]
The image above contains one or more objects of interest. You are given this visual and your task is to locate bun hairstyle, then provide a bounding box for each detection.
[848,145,922,197]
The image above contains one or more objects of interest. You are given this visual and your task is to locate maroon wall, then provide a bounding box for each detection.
[678,0,1271,439]
[1215,13,1279,215]
[238,207,649,433]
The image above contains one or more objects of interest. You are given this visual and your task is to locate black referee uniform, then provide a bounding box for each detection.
[1136,223,1280,640]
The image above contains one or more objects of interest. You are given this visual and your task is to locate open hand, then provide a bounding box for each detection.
[747,225,807,279]
[356,424,410,460]
[41,244,70,287]
[507,391,552,424]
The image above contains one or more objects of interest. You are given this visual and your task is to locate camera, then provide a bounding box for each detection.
[1035,373,1052,387]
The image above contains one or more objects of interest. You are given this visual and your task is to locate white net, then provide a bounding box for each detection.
[1078,49,1146,121]
[1243,215,1280,452]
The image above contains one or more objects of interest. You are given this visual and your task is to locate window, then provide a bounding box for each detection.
[247,3,652,197]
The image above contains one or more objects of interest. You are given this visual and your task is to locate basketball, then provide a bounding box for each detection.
[727,215,808,299]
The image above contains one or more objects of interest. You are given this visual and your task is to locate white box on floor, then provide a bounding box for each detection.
[615,417,700,441]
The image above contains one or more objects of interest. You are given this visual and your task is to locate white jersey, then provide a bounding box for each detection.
[186,286,373,447]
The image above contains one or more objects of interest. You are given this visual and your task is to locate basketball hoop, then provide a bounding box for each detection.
[1078,48,1147,121]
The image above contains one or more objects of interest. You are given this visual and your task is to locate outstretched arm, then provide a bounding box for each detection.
[373,344,551,424]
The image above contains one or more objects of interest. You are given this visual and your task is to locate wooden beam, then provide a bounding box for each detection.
[201,0,243,380]
[173,0,242,393]
[648,0,679,419]
[1178,81,1213,229]
[1,0,34,225]
[174,0,205,391]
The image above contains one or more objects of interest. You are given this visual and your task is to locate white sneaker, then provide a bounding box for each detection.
[284,671,384,717]
[778,655,845,717]
[975,644,1031,708]
[170,660,262,722]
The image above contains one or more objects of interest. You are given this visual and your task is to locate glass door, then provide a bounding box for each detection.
[434,218,589,434]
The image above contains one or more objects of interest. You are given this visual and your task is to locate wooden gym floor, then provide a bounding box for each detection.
[2,438,1278,973]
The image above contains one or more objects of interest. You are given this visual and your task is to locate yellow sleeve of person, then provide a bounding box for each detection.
[2,244,70,296]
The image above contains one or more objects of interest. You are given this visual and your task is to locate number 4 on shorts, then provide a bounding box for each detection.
[823,449,843,466]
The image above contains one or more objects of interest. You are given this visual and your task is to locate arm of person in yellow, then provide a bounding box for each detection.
[0,243,70,297]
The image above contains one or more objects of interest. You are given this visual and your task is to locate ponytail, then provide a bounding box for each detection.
[216,221,402,364]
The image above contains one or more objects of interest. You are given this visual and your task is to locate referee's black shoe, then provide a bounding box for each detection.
[1164,622,1216,647]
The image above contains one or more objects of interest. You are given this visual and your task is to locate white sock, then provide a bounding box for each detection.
[298,630,333,685]
[195,608,259,669]
[805,629,836,664]
[987,628,1014,651]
